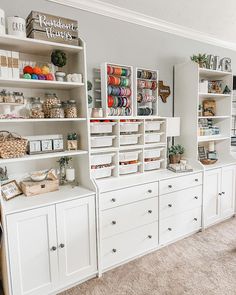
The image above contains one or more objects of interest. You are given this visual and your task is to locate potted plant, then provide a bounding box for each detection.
[190,53,208,68]
[87,80,93,105]
[57,156,72,184]
[168,144,185,164]
[51,50,67,81]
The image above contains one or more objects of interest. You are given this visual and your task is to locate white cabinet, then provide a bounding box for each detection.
[6,196,97,295]
[204,166,236,227]
[7,206,58,295]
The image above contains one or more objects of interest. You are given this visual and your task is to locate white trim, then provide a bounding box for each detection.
[49,0,236,51]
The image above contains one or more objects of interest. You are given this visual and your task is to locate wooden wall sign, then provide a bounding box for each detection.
[26,11,79,45]
[158,80,171,103]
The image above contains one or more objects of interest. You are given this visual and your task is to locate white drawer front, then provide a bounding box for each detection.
[102,222,158,270]
[159,186,202,219]
[100,182,158,210]
[159,173,202,195]
[101,197,158,239]
[159,207,201,245]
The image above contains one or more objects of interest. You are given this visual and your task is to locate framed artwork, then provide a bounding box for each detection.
[1,180,22,201]
[198,146,206,160]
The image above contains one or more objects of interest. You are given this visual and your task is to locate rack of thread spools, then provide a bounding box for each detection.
[101,62,133,117]
[135,68,159,116]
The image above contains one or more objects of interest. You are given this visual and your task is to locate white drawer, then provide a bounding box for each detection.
[100,182,158,210]
[159,207,201,245]
[102,222,158,269]
[101,197,158,239]
[159,172,202,195]
[159,186,202,219]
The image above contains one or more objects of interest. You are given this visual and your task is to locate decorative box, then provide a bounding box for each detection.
[21,179,59,197]
[26,134,64,154]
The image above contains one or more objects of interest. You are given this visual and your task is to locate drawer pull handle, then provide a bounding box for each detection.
[168,204,172,207]
[222,192,225,195]
[168,228,172,231]
[194,196,198,199]
[218,193,222,196]
[112,248,117,253]
[194,218,198,221]
[111,198,116,202]
[148,210,153,214]
[112,221,117,225]
[168,185,172,188]
[195,179,199,182]
[148,235,152,239]
[59,243,65,249]
[51,246,57,251]
[148,189,152,193]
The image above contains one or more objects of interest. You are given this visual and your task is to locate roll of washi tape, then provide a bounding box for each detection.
[107,85,113,95]
[107,65,112,74]
[121,68,127,76]
[137,71,141,78]
[152,81,157,90]
[108,95,114,108]
[137,93,143,103]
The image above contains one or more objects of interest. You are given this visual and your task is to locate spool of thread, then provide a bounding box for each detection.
[208,141,215,152]
[7,16,26,37]
[0,8,6,35]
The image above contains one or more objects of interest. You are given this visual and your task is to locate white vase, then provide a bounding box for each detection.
[7,16,26,38]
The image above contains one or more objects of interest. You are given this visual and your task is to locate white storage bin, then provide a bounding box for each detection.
[120,134,141,145]
[119,163,140,175]
[145,133,163,143]
[90,122,116,134]
[145,160,163,171]
[120,122,141,133]
[91,153,114,166]
[91,135,116,148]
[145,121,163,132]
[119,150,141,162]
[144,148,163,159]
[91,166,115,179]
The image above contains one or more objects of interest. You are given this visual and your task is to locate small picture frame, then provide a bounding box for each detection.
[198,146,206,160]
[1,180,22,201]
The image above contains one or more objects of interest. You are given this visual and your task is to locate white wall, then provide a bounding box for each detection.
[1,0,236,116]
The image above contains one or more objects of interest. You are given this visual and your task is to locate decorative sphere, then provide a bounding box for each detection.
[23,66,33,74]
[46,73,54,80]
[33,66,42,75]
[41,65,50,75]
[23,73,31,79]
[31,74,39,80]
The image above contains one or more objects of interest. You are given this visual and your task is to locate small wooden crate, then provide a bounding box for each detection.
[21,179,59,197]
[26,11,79,46]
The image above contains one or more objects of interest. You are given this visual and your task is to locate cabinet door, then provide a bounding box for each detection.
[221,165,236,218]
[7,206,58,295]
[204,168,221,226]
[56,196,97,286]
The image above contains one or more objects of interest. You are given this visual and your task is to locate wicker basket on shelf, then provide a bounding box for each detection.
[0,131,28,159]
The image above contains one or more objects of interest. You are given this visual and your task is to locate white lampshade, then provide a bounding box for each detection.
[166,117,180,137]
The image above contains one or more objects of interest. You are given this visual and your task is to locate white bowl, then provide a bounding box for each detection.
[30,171,47,182]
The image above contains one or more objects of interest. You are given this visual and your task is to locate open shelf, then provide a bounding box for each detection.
[0,118,87,123]
[198,116,230,119]
[199,93,231,99]
[0,150,88,164]
[199,68,232,78]
[0,34,83,55]
[0,78,84,90]
[198,135,230,142]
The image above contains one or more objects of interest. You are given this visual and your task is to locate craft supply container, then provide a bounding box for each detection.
[90,135,116,148]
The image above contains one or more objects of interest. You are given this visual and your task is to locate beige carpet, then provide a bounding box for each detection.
[59,218,236,295]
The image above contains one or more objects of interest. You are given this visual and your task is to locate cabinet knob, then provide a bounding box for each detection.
[194,196,198,199]
[194,218,198,221]
[148,189,152,193]
[195,179,199,182]
[222,192,225,195]
[148,210,153,214]
[168,228,172,231]
[148,235,152,239]
[112,248,117,253]
[168,204,172,207]
[59,243,65,248]
[51,246,57,251]
[219,193,222,196]
[168,185,172,188]
[111,198,116,202]
[112,220,117,225]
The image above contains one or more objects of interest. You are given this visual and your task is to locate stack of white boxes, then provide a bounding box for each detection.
[0,50,19,79]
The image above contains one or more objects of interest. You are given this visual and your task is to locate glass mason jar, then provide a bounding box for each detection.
[30,97,44,118]
[43,93,60,118]
[65,100,77,118]
[50,103,65,118]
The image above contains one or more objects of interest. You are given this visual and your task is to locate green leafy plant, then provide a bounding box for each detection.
[51,50,67,68]
[168,144,185,156]
[87,80,93,105]
[190,53,208,67]
[57,156,72,167]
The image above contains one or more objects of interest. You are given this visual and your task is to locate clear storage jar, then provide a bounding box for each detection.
[50,103,65,118]
[43,93,60,118]
[65,100,77,118]
[30,97,44,118]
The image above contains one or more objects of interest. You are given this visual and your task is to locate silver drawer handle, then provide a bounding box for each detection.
[59,243,65,249]
[222,192,225,195]
[148,189,152,193]
[148,235,152,239]
[194,179,199,182]
[194,218,198,221]
[168,204,172,207]
[168,228,172,231]
[111,198,116,202]
[50,246,57,251]
[148,210,153,214]
[194,196,198,199]
[112,221,117,225]
[168,185,172,188]
[218,193,222,196]
[112,248,117,253]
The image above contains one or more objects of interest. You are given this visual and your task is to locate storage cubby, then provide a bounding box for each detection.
[90,152,117,179]
[135,68,158,116]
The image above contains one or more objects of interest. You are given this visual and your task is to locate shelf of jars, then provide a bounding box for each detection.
[89,118,167,179]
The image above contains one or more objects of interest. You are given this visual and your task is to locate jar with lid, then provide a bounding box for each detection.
[30,97,44,118]
[4,91,15,103]
[43,93,60,118]
[13,92,24,104]
[65,100,78,118]
[50,103,65,118]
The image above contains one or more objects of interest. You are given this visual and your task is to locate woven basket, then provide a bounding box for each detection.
[0,131,28,159]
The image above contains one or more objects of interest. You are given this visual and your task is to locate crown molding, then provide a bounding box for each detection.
[49,0,236,51]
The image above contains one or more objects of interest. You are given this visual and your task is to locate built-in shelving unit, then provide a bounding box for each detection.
[174,61,235,169]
